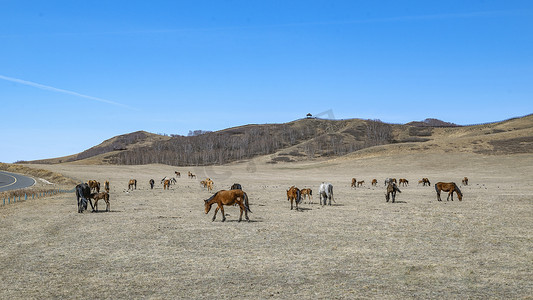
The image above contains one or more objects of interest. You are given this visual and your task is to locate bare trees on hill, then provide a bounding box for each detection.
[108,119,394,166]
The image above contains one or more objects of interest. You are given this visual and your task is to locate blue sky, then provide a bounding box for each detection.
[1,1,532,163]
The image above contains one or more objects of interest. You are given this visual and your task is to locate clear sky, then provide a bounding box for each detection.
[1,1,532,163]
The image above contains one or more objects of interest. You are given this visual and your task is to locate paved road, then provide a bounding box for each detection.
[0,171,36,192]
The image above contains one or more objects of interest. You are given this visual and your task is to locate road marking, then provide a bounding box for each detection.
[0,172,17,189]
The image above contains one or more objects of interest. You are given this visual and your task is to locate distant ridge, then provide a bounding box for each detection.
[22,114,533,165]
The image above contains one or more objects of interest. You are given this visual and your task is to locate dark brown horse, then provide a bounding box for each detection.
[462,177,469,186]
[128,179,137,190]
[91,191,110,212]
[351,178,356,188]
[230,183,242,190]
[287,186,302,210]
[175,171,181,178]
[149,179,155,189]
[385,182,401,203]
[104,180,110,192]
[204,189,251,222]
[371,179,378,186]
[435,182,463,201]
[419,178,431,186]
[357,180,365,187]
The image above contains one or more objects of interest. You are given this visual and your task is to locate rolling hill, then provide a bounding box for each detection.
[25,114,533,166]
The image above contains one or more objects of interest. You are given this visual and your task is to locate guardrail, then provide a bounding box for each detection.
[1,188,75,206]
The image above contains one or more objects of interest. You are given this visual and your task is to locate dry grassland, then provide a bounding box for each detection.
[1,153,531,299]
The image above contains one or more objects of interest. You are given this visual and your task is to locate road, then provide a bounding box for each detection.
[0,171,36,192]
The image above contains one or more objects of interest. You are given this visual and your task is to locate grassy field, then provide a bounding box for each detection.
[1,153,531,299]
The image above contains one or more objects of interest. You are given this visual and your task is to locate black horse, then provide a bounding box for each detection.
[230,183,242,190]
[149,179,155,189]
[76,183,94,213]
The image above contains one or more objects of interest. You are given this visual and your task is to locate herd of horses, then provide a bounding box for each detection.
[75,172,468,222]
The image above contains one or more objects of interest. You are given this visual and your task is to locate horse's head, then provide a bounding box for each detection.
[204,199,211,214]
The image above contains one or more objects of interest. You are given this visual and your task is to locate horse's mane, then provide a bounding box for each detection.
[454,183,463,196]
[205,192,219,202]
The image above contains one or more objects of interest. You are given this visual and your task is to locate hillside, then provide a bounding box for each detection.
[25,114,533,166]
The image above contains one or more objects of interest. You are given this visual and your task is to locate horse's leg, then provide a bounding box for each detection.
[220,204,226,222]
[392,191,396,203]
[212,207,219,221]
[437,190,441,201]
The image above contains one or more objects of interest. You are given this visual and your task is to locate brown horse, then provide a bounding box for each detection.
[204,189,251,222]
[88,180,100,193]
[287,186,302,210]
[128,179,137,190]
[301,188,313,203]
[357,180,365,187]
[399,178,409,187]
[419,178,431,186]
[462,177,469,186]
[385,182,401,203]
[149,179,155,189]
[435,182,463,201]
[163,179,171,190]
[104,180,110,192]
[371,179,378,186]
[91,191,110,212]
[351,178,356,188]
[175,171,181,178]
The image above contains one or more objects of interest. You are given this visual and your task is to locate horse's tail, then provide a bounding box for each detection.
[296,189,302,204]
[434,183,439,193]
[243,192,252,213]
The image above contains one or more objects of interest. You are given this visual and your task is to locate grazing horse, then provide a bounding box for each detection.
[104,180,110,192]
[385,182,401,203]
[384,178,397,186]
[149,179,155,189]
[301,188,313,203]
[76,183,93,213]
[204,189,251,222]
[163,179,171,190]
[357,180,365,187]
[230,183,242,190]
[91,192,110,212]
[435,182,463,201]
[351,178,356,188]
[88,180,100,193]
[286,186,302,210]
[319,182,334,206]
[175,171,181,178]
[462,177,469,186]
[128,179,137,190]
[422,178,431,186]
[371,179,378,186]
[399,178,409,187]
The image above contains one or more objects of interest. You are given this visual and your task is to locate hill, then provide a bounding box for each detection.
[24,114,533,165]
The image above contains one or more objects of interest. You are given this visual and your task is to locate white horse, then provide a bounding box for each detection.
[319,182,334,206]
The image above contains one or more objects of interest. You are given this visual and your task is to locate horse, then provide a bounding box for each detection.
[435,182,463,201]
[351,178,356,188]
[301,188,313,203]
[384,178,397,186]
[385,182,401,203]
[418,178,431,186]
[128,179,137,190]
[163,179,171,190]
[88,180,100,193]
[206,179,214,192]
[175,171,181,178]
[230,183,242,190]
[462,177,469,186]
[91,191,110,212]
[188,171,196,179]
[149,179,155,189]
[319,182,334,206]
[371,179,378,186]
[104,180,110,192]
[357,180,365,187]
[286,186,302,210]
[204,189,251,222]
[399,178,409,187]
[75,183,93,213]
